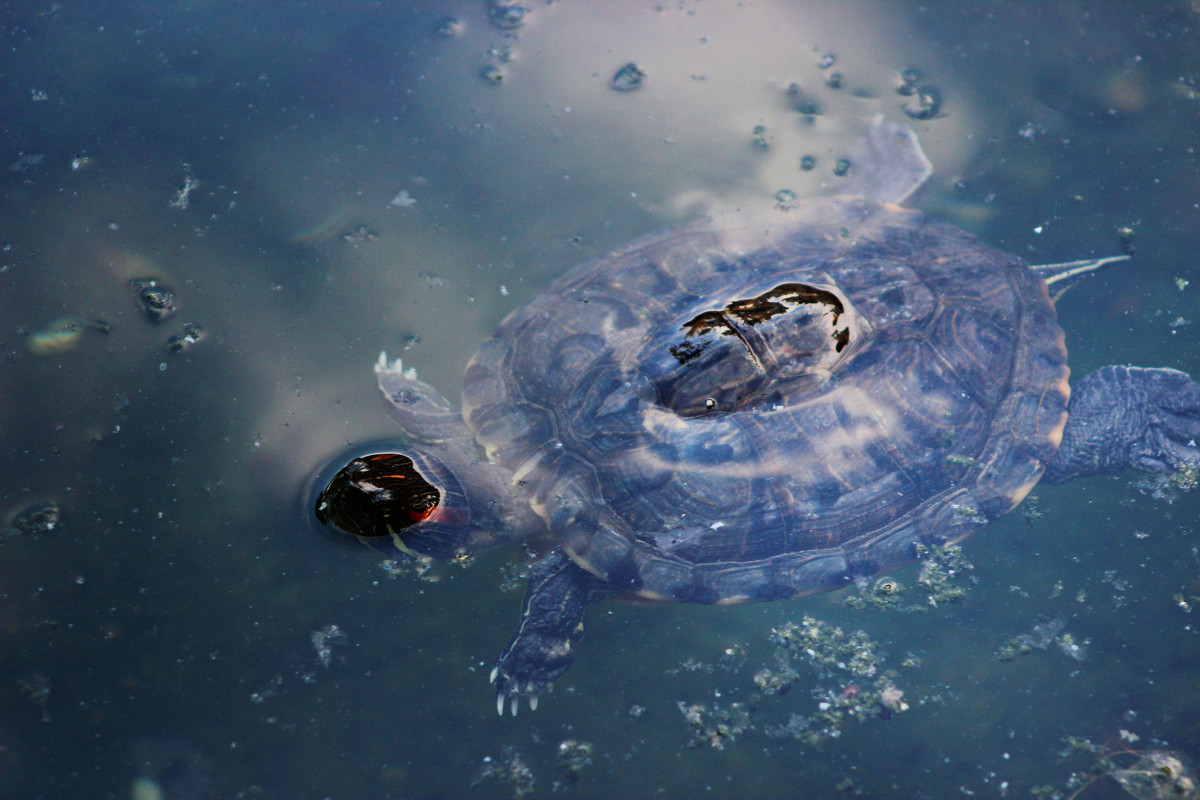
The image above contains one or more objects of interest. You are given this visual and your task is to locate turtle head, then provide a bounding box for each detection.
[314,449,482,562]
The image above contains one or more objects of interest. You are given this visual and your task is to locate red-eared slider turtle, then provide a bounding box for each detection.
[315,123,1200,714]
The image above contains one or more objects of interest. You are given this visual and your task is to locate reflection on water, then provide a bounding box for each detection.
[1,1,1199,798]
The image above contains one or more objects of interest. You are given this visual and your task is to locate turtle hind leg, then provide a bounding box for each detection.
[490,548,615,715]
[1044,365,1200,483]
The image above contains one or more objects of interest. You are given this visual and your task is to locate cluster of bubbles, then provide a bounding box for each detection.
[436,1,648,92]
[758,53,946,203]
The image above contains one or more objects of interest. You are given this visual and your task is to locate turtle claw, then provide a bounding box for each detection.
[491,665,546,715]
[492,689,534,716]
[485,549,607,715]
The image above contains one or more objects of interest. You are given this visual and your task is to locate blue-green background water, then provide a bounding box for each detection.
[2,2,1199,798]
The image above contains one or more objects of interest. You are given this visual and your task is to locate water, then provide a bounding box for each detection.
[1,2,1199,798]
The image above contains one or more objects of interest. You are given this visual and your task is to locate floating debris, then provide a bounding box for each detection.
[1134,461,1198,503]
[433,16,464,37]
[5,500,62,536]
[19,672,51,722]
[915,542,975,605]
[996,614,1069,661]
[799,154,816,171]
[679,614,919,750]
[818,53,836,69]
[311,624,346,668]
[611,62,646,92]
[679,700,752,750]
[379,554,438,582]
[389,189,417,208]
[474,747,535,799]
[1051,738,1197,800]
[774,188,798,210]
[842,543,974,612]
[131,278,177,323]
[166,322,205,354]
[340,225,377,245]
[833,157,851,177]
[169,164,199,209]
[9,152,44,173]
[556,739,594,784]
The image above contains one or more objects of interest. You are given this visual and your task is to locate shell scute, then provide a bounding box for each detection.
[463,198,1069,601]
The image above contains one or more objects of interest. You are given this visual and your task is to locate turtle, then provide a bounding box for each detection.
[314,122,1200,715]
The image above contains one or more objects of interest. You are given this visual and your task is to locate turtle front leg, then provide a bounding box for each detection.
[490,548,614,715]
[1044,365,1200,483]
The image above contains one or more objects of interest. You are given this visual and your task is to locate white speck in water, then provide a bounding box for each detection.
[389,189,417,208]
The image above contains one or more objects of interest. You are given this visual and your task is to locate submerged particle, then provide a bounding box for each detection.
[901,85,943,120]
[611,62,646,92]
[480,65,506,85]
[751,125,772,151]
[131,278,177,323]
[775,189,798,210]
[433,16,464,37]
[826,72,843,89]
[833,157,851,177]
[799,154,816,171]
[786,83,821,116]
[895,67,922,96]
[1117,225,1136,255]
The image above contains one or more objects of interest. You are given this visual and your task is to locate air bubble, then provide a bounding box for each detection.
[902,85,943,120]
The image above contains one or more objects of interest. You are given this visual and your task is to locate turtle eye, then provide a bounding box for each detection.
[315,453,441,539]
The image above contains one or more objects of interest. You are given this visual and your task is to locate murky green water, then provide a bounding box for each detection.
[2,2,1199,799]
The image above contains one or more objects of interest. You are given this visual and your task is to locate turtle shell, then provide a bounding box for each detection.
[461,197,1069,604]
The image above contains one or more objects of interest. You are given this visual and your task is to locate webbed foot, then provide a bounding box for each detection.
[1046,365,1200,483]
[489,549,612,715]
